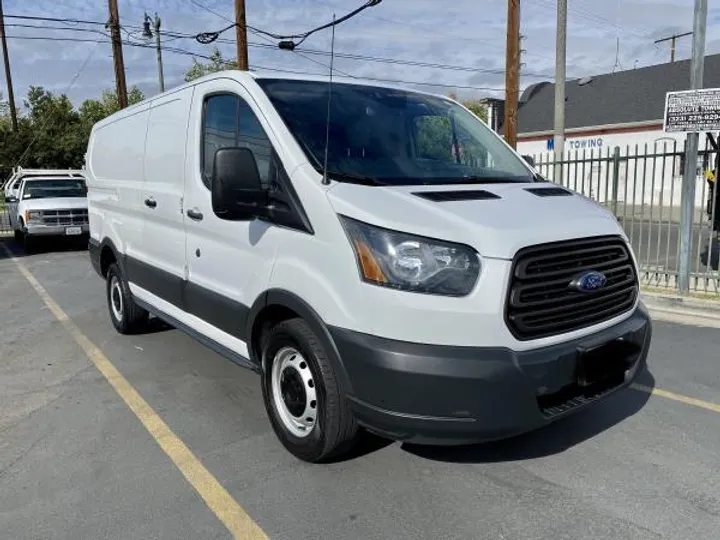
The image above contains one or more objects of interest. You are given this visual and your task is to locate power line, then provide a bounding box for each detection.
[4,13,107,26]
[5,14,544,80]
[185,0,514,90]
[211,37,554,78]
[312,0,556,62]
[532,0,651,40]
[15,40,102,167]
[2,34,503,93]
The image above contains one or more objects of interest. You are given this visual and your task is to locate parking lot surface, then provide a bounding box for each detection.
[2,240,720,540]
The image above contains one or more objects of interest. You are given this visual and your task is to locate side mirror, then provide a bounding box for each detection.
[4,195,17,203]
[211,147,267,220]
[522,155,536,168]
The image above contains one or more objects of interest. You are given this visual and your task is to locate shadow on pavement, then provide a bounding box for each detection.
[326,430,395,463]
[0,236,89,259]
[401,368,655,464]
[142,316,175,335]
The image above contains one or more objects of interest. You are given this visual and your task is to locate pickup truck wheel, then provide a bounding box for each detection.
[13,230,23,244]
[261,318,359,463]
[106,262,149,334]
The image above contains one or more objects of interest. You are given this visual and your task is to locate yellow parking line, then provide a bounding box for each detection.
[631,383,720,414]
[2,244,268,540]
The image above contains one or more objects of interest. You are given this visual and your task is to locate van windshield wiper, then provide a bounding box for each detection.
[418,176,531,185]
[321,169,387,186]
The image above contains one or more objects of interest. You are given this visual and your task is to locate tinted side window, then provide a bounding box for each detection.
[201,94,273,189]
[202,95,238,187]
[238,101,272,188]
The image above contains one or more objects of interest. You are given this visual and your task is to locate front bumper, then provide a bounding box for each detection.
[331,304,651,445]
[25,223,89,237]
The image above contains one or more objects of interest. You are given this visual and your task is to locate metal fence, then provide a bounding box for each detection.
[0,194,11,237]
[529,139,720,295]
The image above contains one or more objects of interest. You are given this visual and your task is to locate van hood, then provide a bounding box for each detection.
[21,197,88,211]
[326,181,626,260]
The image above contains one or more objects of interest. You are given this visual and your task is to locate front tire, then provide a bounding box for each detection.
[106,262,149,334]
[261,318,359,463]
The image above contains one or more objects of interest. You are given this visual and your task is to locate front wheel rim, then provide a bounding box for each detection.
[109,275,123,321]
[271,347,318,438]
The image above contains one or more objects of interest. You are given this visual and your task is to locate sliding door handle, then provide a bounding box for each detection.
[144,197,157,208]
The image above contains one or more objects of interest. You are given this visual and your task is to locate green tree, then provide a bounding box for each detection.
[185,48,236,82]
[462,100,487,123]
[0,86,145,180]
[78,87,145,129]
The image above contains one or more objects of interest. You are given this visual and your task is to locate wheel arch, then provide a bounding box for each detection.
[97,237,124,278]
[246,289,354,396]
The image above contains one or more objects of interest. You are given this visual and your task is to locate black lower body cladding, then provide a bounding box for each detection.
[330,304,651,445]
[89,237,651,445]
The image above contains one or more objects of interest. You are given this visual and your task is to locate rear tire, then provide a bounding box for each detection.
[261,318,359,463]
[106,262,149,334]
[13,230,23,244]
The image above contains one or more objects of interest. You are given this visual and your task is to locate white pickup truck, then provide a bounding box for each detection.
[3,167,86,200]
[6,174,89,252]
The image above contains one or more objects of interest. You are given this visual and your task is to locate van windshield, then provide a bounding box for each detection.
[256,78,534,186]
[22,178,87,199]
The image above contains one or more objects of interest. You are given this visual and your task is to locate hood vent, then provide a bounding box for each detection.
[525,187,572,197]
[413,190,500,202]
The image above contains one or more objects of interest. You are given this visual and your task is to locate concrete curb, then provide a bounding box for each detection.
[641,290,720,328]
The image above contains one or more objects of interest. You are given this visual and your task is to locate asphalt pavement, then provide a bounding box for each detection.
[2,240,720,539]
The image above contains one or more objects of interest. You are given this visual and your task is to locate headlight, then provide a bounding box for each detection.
[339,216,481,296]
[25,210,43,222]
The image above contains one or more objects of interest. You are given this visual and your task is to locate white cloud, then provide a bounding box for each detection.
[0,0,718,110]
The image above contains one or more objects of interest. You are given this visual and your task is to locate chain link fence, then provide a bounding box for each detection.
[529,139,720,295]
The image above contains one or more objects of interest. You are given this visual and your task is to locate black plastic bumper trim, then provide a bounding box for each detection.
[332,304,652,445]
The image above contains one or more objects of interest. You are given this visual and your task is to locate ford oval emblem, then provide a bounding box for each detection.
[570,270,607,293]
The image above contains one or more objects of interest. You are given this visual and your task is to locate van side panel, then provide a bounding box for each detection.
[129,89,193,302]
[87,103,151,261]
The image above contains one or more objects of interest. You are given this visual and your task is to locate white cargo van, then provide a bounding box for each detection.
[86,71,652,462]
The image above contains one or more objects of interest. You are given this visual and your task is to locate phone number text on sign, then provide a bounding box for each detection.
[664,88,720,133]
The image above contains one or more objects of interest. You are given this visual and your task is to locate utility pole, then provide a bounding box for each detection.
[553,0,567,182]
[144,13,165,93]
[108,0,128,109]
[235,0,249,70]
[0,0,18,131]
[654,31,693,63]
[678,0,707,295]
[504,0,520,149]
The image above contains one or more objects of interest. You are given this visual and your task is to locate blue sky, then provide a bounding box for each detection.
[2,0,719,110]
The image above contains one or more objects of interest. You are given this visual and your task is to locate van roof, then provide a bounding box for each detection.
[94,69,453,126]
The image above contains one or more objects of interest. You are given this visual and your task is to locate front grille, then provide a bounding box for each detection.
[41,209,88,226]
[505,236,638,340]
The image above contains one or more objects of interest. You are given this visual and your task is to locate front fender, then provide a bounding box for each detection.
[246,289,355,397]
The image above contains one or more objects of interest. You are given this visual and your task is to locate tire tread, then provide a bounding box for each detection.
[264,318,358,462]
[107,262,149,334]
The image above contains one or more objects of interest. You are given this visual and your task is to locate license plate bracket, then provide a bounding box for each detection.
[576,337,638,388]
[65,226,82,236]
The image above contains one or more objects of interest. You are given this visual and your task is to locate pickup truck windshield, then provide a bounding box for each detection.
[22,178,87,199]
[257,78,534,186]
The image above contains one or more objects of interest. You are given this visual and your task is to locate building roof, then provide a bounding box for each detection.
[514,53,720,135]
